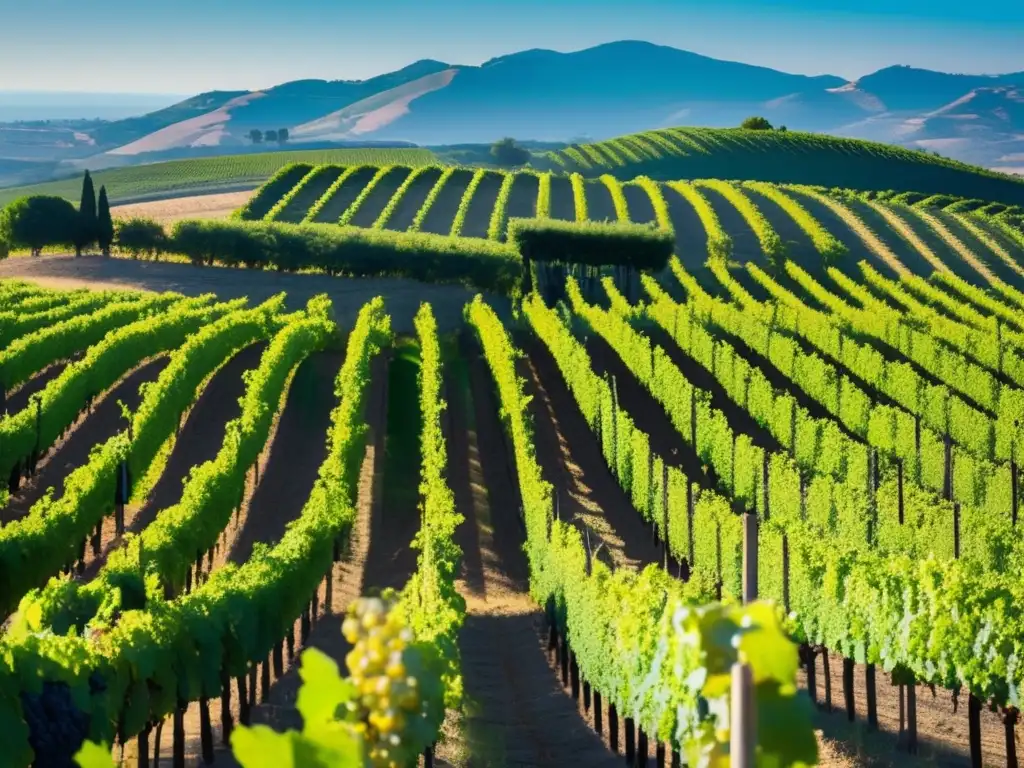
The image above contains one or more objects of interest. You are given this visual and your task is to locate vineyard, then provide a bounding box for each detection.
[536,127,1024,205]
[4,128,1024,768]
[0,148,437,208]
[235,161,1024,298]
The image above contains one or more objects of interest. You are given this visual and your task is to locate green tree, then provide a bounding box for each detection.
[115,216,167,259]
[74,170,97,256]
[777,125,788,132]
[0,196,79,256]
[264,129,278,143]
[490,137,530,167]
[248,129,263,144]
[97,186,114,256]
[740,116,774,130]
[277,128,289,143]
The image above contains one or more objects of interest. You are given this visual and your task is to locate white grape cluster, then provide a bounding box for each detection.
[341,596,424,768]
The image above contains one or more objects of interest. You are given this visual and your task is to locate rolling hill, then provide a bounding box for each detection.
[4,125,1022,210]
[0,147,436,207]
[232,159,1024,301]
[4,41,1024,181]
[537,127,1024,205]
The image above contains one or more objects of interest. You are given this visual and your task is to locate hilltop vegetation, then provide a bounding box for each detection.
[537,126,1024,205]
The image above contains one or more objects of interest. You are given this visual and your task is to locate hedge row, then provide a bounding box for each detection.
[506,216,673,270]
[170,219,523,295]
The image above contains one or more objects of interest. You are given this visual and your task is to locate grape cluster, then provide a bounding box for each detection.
[341,596,424,768]
[19,680,91,768]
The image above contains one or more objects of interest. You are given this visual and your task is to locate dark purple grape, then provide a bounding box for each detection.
[19,680,90,768]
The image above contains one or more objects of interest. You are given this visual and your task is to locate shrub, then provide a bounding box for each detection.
[506,217,673,271]
[0,196,79,256]
[490,138,531,167]
[115,217,168,259]
[740,116,774,130]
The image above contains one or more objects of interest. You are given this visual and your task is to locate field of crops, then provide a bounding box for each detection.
[239,161,1024,296]
[535,127,1024,206]
[6,134,1024,767]
[0,148,437,208]
[0,275,817,768]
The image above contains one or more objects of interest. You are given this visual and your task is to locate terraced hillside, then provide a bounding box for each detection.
[239,161,1024,299]
[534,126,1024,205]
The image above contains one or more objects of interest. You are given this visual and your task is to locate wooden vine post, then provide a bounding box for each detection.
[729,511,757,768]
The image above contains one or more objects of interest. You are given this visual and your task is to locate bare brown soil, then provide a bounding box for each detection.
[784,189,899,282]
[583,180,617,224]
[347,166,413,229]
[581,331,721,497]
[226,350,345,564]
[644,323,780,452]
[1,357,170,524]
[697,185,765,266]
[435,337,618,767]
[142,352,389,767]
[110,191,254,225]
[4,356,78,415]
[802,651,1012,767]
[0,254,510,333]
[419,169,473,236]
[383,167,442,232]
[460,172,504,239]
[273,166,344,224]
[308,166,376,223]
[502,173,539,235]
[621,183,656,225]
[519,331,663,571]
[660,184,719,299]
[80,343,264,581]
[547,176,576,222]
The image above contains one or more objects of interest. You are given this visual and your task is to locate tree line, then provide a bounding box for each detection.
[0,171,113,257]
[248,128,290,145]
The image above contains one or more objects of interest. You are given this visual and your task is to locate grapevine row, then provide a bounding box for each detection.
[0,298,392,766]
[468,295,815,764]
[15,302,337,634]
[693,180,786,263]
[338,165,397,227]
[0,295,225,488]
[0,298,285,616]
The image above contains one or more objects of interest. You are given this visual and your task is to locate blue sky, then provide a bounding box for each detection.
[2,0,1021,94]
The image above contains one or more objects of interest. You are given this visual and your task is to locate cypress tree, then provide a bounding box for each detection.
[75,171,97,256]
[97,186,114,257]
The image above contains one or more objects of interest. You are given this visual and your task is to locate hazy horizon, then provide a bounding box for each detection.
[1,0,1021,95]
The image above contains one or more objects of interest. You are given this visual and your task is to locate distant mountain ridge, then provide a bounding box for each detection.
[1,41,1022,180]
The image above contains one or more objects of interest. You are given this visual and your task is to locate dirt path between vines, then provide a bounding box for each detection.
[518,332,662,573]
[435,339,618,767]
[4,355,80,416]
[1,357,169,524]
[155,352,388,767]
[79,344,265,581]
[225,350,345,565]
